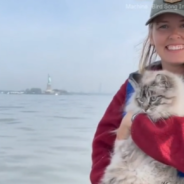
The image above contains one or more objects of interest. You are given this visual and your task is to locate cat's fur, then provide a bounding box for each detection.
[100,70,184,184]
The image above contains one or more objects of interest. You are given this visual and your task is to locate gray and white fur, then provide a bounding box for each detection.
[100,70,184,184]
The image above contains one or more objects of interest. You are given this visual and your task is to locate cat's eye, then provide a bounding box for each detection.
[151,96,157,101]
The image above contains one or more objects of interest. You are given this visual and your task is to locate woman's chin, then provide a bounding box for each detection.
[162,58,184,65]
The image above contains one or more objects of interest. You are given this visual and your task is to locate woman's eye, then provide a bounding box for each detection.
[159,25,168,29]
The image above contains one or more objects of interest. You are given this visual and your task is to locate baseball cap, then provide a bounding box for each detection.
[145,0,184,25]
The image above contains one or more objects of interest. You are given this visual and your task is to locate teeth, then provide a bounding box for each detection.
[167,45,184,50]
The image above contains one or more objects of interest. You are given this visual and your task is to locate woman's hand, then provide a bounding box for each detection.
[116,112,133,140]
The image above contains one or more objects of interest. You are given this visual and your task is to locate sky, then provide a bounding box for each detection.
[0,0,154,93]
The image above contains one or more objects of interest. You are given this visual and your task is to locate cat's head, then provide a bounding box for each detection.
[128,70,180,120]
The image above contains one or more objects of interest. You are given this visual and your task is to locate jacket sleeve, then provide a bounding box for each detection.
[131,114,184,173]
[90,80,128,184]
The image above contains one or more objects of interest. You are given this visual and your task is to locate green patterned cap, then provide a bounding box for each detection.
[146,0,184,25]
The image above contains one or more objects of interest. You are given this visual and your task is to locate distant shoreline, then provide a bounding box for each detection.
[0,91,112,96]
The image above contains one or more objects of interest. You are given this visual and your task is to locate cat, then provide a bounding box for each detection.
[100,70,184,184]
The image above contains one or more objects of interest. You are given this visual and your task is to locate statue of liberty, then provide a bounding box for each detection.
[48,74,52,85]
[45,74,52,92]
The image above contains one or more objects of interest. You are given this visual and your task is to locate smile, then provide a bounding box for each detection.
[166,45,184,51]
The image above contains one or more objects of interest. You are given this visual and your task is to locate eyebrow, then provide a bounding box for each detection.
[156,19,184,24]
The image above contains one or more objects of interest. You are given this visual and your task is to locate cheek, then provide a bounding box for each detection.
[161,98,172,105]
[151,30,167,53]
[153,35,166,51]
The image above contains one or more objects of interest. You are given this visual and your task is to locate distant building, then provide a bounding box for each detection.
[25,88,42,94]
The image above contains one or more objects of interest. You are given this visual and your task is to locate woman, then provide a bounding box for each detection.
[90,0,184,183]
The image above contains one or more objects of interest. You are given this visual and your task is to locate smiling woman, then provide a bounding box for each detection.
[90,0,184,184]
[149,13,184,74]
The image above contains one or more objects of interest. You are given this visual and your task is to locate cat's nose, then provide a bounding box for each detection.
[144,107,149,112]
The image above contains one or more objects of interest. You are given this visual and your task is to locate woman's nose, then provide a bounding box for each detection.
[169,28,182,40]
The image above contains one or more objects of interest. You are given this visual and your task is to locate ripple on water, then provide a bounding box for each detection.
[8,154,40,161]
[21,110,38,113]
[1,155,41,165]
[0,106,24,109]
[0,118,21,125]
[1,146,14,150]
[59,99,66,101]
[17,127,35,132]
[0,135,16,138]
[0,112,12,115]
[6,121,22,125]
[0,165,26,172]
[52,116,86,120]
[62,162,90,175]
[51,145,89,152]
[0,118,17,122]
[54,135,84,141]
[71,126,90,131]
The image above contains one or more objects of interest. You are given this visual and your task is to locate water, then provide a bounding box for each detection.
[0,94,113,184]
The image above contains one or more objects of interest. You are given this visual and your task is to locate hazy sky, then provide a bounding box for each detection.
[0,0,153,93]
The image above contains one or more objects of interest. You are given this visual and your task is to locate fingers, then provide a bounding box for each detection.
[116,112,133,140]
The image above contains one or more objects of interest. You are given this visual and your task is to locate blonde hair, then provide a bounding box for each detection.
[138,24,157,74]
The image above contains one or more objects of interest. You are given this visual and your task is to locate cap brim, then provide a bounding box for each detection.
[145,9,184,25]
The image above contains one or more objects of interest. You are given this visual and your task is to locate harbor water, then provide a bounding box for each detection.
[0,94,113,184]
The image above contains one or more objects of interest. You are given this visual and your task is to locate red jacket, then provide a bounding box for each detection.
[90,63,184,184]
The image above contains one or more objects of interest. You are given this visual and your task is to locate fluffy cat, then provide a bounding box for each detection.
[100,70,184,184]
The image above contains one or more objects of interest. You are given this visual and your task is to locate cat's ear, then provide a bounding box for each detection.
[131,73,142,86]
[134,73,142,84]
[130,73,142,90]
[155,74,171,88]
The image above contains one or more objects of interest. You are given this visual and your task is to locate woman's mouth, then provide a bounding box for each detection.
[166,45,184,51]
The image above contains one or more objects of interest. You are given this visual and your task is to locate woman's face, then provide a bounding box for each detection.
[150,13,184,65]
